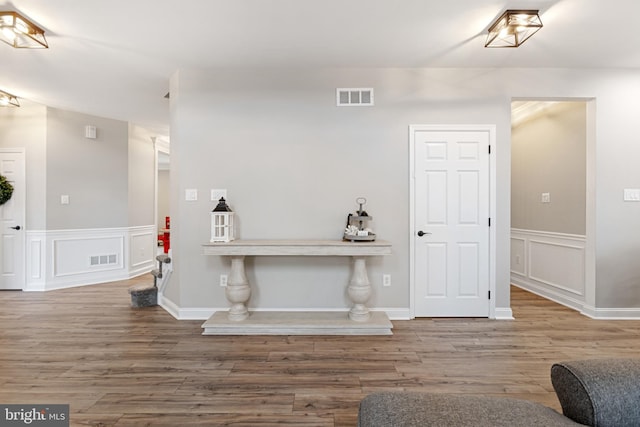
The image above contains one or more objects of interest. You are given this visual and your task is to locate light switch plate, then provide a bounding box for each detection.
[211,189,227,201]
[61,195,70,205]
[624,188,640,201]
[185,189,198,201]
[541,193,550,203]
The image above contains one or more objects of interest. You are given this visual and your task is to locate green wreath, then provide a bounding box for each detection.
[0,175,14,206]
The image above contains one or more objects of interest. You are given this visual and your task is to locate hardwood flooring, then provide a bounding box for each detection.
[2,277,640,426]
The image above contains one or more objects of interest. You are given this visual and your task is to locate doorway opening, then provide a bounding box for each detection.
[154,139,170,257]
[510,99,596,314]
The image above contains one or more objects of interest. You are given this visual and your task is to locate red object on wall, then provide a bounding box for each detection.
[163,216,170,253]
[163,231,170,253]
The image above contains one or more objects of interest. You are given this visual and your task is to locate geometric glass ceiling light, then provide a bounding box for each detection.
[485,10,542,48]
[0,11,48,48]
[0,89,20,107]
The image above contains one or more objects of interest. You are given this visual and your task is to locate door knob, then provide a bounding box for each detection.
[10,225,21,230]
[417,230,431,237]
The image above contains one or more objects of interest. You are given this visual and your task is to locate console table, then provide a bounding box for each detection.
[201,239,392,335]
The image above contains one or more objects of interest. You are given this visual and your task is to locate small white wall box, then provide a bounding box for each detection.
[210,197,235,242]
[85,125,97,139]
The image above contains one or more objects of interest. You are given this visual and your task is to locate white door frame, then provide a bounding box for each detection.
[409,124,497,318]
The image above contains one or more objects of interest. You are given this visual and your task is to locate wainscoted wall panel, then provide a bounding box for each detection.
[529,239,584,295]
[511,228,586,312]
[510,237,526,276]
[26,232,46,291]
[130,230,156,274]
[25,226,155,291]
[54,235,124,277]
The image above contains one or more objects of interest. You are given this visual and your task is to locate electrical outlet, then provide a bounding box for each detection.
[383,274,391,287]
[219,274,228,287]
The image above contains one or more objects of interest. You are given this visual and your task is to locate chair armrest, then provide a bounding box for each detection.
[551,359,640,427]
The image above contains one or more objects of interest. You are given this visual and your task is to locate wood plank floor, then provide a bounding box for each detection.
[2,277,640,426]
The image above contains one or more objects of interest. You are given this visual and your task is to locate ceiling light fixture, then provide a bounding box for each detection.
[0,11,48,48]
[485,10,542,48]
[0,89,19,107]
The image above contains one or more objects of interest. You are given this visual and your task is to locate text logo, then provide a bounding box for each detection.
[1,405,69,427]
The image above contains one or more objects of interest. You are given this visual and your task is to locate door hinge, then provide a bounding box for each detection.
[488,218,491,227]
[488,290,491,299]
[488,145,491,154]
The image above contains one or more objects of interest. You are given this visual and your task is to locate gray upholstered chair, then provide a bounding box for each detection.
[358,359,640,427]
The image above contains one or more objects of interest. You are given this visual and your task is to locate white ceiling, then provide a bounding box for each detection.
[3,0,640,138]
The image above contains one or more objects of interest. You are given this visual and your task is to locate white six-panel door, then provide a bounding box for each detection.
[411,126,491,317]
[0,149,25,290]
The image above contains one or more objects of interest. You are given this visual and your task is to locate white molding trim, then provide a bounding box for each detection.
[24,226,155,292]
[511,228,586,311]
[513,282,640,320]
[508,228,640,319]
[157,293,181,319]
[494,307,514,320]
[511,280,585,314]
[381,308,412,320]
[157,294,413,322]
[581,305,640,320]
[25,231,46,291]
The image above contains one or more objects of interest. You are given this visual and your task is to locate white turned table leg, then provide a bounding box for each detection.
[347,256,372,321]
[225,255,250,321]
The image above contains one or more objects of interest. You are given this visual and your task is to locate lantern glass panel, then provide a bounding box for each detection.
[210,211,235,242]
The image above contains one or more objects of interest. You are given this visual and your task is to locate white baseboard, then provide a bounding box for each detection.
[158,293,187,320]
[511,277,586,313]
[156,295,413,322]
[580,305,640,320]
[512,281,640,320]
[494,307,514,320]
[380,308,411,320]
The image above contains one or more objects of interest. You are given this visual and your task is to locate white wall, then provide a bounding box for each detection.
[165,66,640,317]
[46,107,129,229]
[168,68,513,314]
[590,72,640,309]
[512,102,586,235]
[128,124,156,227]
[0,100,47,229]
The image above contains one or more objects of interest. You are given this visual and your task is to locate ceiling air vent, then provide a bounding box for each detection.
[336,88,374,107]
